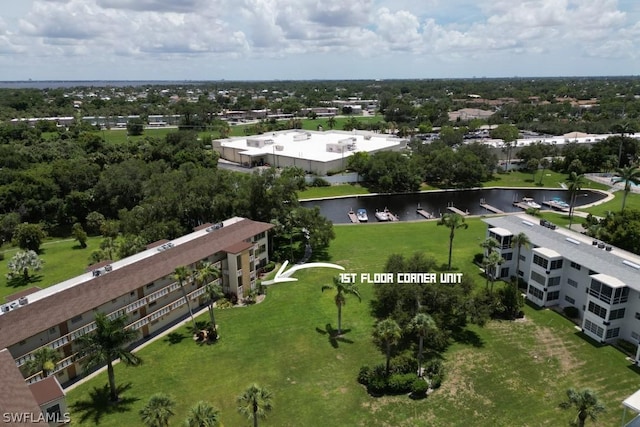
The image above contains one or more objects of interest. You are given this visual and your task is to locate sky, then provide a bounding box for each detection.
[1,0,640,81]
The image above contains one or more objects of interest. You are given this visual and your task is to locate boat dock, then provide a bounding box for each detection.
[479,199,504,214]
[512,202,530,210]
[543,200,569,212]
[446,205,469,216]
[416,209,434,219]
[347,210,359,223]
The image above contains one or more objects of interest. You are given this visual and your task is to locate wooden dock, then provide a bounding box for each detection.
[347,210,359,223]
[446,206,469,216]
[512,202,530,210]
[479,203,504,214]
[416,209,435,219]
[542,200,569,212]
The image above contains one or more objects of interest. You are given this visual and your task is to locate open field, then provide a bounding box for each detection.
[0,236,102,301]
[299,183,371,200]
[66,220,640,426]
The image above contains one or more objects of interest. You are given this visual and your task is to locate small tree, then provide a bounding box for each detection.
[559,388,605,427]
[237,384,273,427]
[409,313,436,377]
[321,277,361,335]
[6,250,43,281]
[373,318,402,376]
[139,393,175,427]
[12,223,46,253]
[127,117,145,136]
[185,401,221,427]
[72,222,88,248]
[437,213,468,270]
[24,347,60,378]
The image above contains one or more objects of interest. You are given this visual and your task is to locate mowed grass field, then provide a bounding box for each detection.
[0,236,102,301]
[66,220,640,426]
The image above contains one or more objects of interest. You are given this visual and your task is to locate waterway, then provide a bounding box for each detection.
[301,188,607,224]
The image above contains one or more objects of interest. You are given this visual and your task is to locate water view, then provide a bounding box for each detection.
[302,188,607,224]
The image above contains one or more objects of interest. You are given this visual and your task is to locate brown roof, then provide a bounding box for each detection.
[5,287,42,303]
[0,218,273,350]
[29,376,65,406]
[224,240,254,254]
[145,239,169,250]
[0,349,42,425]
[193,223,213,232]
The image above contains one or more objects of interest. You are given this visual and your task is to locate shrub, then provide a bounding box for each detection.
[424,359,444,377]
[617,339,636,355]
[366,375,387,395]
[263,261,275,272]
[563,306,579,319]
[429,374,443,389]
[386,373,415,394]
[390,352,418,375]
[357,366,371,385]
[216,298,233,309]
[473,253,484,264]
[311,177,331,187]
[411,378,429,398]
[0,252,4,261]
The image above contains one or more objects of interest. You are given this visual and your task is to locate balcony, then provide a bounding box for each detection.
[236,269,243,277]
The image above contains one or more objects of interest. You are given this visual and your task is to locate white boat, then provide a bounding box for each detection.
[375,208,391,221]
[522,197,541,209]
[356,208,368,222]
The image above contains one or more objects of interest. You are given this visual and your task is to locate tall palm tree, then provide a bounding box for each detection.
[373,318,402,376]
[237,384,273,427]
[174,266,197,331]
[139,393,175,427]
[195,261,222,331]
[185,401,220,427]
[321,276,361,335]
[612,164,640,211]
[24,347,60,378]
[480,237,500,255]
[437,213,468,270]
[327,116,336,130]
[510,232,531,287]
[409,313,436,377]
[483,251,504,294]
[612,121,636,168]
[75,313,141,402]
[559,388,605,427]
[567,172,587,228]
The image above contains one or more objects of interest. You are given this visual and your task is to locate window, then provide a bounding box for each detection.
[502,252,513,261]
[570,261,581,271]
[500,267,509,278]
[632,331,640,341]
[606,328,620,339]
[568,278,578,288]
[148,301,157,308]
[565,295,575,304]
[519,254,526,261]
[518,270,524,277]
[548,277,561,287]
[588,301,607,319]
[531,271,546,285]
[49,327,57,334]
[146,283,155,289]
[584,319,604,338]
[528,285,544,300]
[548,291,559,301]
[550,259,563,270]
[71,315,83,324]
[130,291,135,296]
[610,308,626,320]
[533,254,548,269]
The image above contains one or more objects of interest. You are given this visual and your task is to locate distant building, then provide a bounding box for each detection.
[213,129,406,175]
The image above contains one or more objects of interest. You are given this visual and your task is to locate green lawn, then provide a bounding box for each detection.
[99,128,177,145]
[483,170,610,191]
[66,220,639,426]
[299,184,371,200]
[583,191,640,216]
[0,236,101,301]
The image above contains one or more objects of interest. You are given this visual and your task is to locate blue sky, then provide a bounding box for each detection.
[1,0,640,81]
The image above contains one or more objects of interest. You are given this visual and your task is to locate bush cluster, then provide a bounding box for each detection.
[358,356,444,397]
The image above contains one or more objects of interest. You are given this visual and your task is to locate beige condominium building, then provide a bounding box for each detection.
[0,217,273,424]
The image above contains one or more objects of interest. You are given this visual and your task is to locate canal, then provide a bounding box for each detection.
[301,188,607,224]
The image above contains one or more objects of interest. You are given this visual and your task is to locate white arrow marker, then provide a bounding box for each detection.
[262,260,345,285]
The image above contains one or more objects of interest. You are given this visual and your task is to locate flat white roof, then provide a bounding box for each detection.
[533,247,562,258]
[488,227,512,237]
[218,130,404,163]
[624,389,640,413]
[591,273,627,288]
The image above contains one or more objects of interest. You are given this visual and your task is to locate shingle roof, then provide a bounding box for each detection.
[0,218,273,350]
[28,376,65,406]
[483,214,640,290]
[0,349,42,425]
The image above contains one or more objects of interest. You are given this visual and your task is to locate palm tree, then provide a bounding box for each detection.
[185,401,220,427]
[373,318,402,376]
[139,393,175,427]
[482,251,504,294]
[612,164,640,211]
[24,347,60,378]
[195,261,222,331]
[510,232,531,287]
[538,158,550,185]
[237,384,273,427]
[480,237,500,255]
[321,276,361,335]
[559,388,605,427]
[327,116,336,130]
[612,121,636,167]
[437,213,468,270]
[174,266,197,331]
[75,313,141,402]
[409,313,436,377]
[566,172,587,228]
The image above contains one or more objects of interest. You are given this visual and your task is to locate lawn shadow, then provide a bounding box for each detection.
[6,274,43,288]
[627,363,640,375]
[574,331,606,348]
[70,383,138,425]
[315,323,354,348]
[451,328,484,348]
[72,244,88,250]
[164,332,187,345]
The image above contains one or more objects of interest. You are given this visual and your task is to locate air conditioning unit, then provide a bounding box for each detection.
[275,145,284,151]
[1,305,9,313]
[18,297,28,306]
